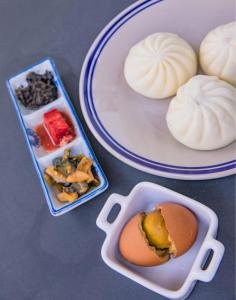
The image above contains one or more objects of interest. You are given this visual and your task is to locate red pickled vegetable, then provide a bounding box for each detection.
[43,109,75,146]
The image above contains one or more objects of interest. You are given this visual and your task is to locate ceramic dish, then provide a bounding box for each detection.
[6,58,108,216]
[96,182,224,299]
[79,0,236,180]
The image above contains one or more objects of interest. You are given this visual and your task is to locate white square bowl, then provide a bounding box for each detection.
[96,182,224,299]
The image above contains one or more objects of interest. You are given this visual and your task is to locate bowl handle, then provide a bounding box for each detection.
[96,194,125,234]
[192,238,225,282]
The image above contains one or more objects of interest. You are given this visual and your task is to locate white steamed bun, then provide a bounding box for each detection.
[166,75,236,150]
[200,22,236,86]
[124,33,197,99]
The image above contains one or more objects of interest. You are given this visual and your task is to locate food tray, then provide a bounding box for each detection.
[6,58,108,216]
[96,182,224,299]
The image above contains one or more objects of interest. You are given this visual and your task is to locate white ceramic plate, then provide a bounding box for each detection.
[79,0,236,180]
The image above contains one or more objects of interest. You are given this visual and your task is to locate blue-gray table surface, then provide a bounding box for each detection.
[0,1,235,299]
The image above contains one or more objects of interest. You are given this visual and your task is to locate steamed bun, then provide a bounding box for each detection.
[199,22,236,86]
[166,75,236,150]
[124,33,197,99]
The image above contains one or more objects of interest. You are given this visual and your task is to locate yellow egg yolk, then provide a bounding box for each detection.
[142,209,171,250]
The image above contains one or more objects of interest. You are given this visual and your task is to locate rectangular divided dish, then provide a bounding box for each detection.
[96,182,224,299]
[7,58,108,216]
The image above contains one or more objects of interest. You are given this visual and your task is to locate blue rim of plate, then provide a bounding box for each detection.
[82,0,236,176]
[6,57,108,216]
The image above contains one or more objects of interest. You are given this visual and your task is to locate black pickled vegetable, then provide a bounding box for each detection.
[53,156,75,176]
[52,157,63,168]
[15,71,58,109]
[71,182,89,194]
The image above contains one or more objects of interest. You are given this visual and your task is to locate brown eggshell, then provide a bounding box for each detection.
[160,203,198,257]
[119,213,169,267]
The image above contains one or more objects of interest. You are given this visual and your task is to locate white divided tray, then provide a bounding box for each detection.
[6,58,108,216]
[96,182,224,299]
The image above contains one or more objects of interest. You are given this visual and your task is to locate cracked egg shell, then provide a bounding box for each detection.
[160,202,198,257]
[119,213,169,267]
[119,203,198,267]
